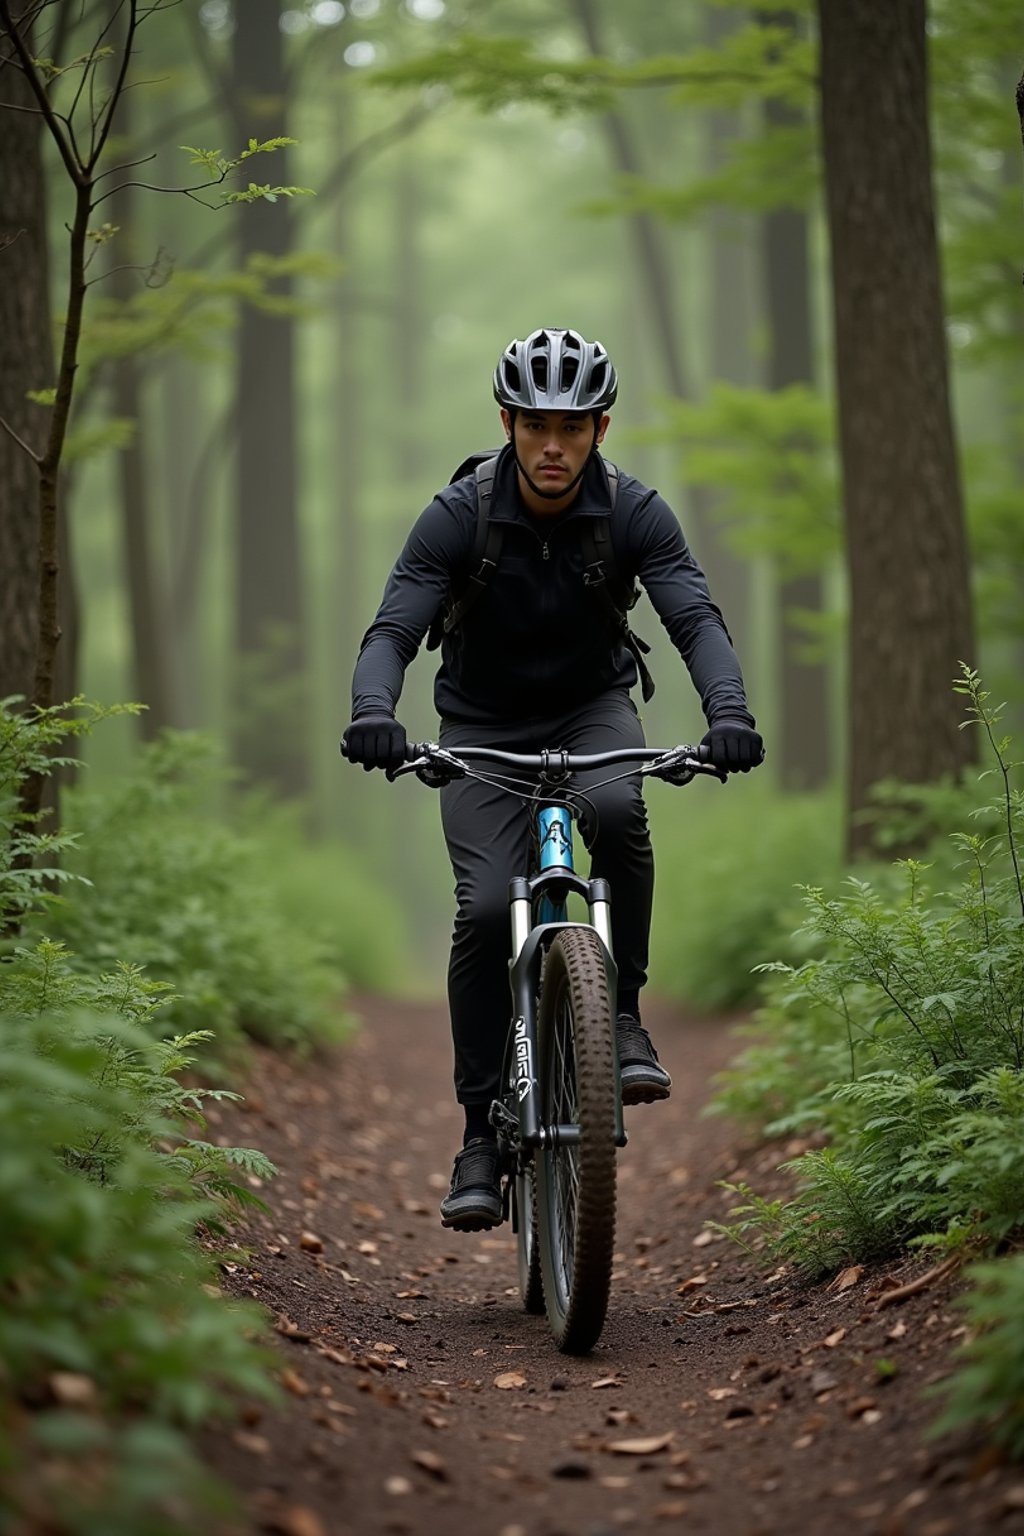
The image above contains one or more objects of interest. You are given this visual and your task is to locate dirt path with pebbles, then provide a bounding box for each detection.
[202,996,1024,1536]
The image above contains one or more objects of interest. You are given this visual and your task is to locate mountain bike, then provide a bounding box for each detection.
[386,739,726,1354]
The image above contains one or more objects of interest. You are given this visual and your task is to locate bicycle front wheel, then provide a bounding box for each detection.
[535,926,618,1354]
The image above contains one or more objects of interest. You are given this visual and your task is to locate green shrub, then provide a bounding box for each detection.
[41,731,360,1052]
[711,668,1024,1454]
[647,779,840,1011]
[0,696,140,937]
[0,1006,277,1536]
[933,1252,1024,1458]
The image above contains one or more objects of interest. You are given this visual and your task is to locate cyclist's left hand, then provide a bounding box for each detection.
[700,719,764,773]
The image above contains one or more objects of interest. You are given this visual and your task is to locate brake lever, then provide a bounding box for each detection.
[384,758,427,782]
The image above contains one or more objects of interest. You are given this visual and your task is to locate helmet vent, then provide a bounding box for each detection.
[493,327,618,412]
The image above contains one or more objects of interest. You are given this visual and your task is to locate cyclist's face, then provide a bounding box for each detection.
[501,408,609,511]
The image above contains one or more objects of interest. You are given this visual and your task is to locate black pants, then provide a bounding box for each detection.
[439,689,653,1106]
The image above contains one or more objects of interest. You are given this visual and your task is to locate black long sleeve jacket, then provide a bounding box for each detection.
[351,446,754,728]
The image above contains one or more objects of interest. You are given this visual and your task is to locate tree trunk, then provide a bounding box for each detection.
[395,149,422,486]
[763,13,831,791]
[111,112,177,739]
[704,6,753,662]
[817,0,975,857]
[334,83,365,836]
[0,47,52,702]
[231,0,308,796]
[568,0,719,573]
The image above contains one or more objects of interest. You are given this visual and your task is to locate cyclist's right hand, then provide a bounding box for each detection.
[341,713,408,771]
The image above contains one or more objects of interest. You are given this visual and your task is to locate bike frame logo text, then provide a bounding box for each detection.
[514,1016,536,1103]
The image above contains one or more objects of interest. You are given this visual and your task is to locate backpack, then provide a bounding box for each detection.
[425,450,655,701]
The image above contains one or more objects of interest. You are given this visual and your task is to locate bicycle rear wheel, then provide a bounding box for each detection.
[535,926,617,1354]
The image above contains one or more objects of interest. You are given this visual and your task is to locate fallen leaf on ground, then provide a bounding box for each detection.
[830,1265,863,1292]
[887,1320,908,1340]
[605,1433,674,1456]
[692,1230,714,1248]
[411,1449,448,1480]
[606,1409,633,1427]
[316,1346,354,1367]
[494,1371,527,1390]
[232,1430,270,1456]
[299,1231,323,1254]
[823,1328,846,1348]
[274,1314,311,1342]
[268,1508,327,1536]
[280,1368,309,1397]
[48,1373,97,1408]
[706,1387,737,1401]
[591,1375,623,1389]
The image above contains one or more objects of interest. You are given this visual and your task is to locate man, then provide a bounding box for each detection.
[343,327,762,1232]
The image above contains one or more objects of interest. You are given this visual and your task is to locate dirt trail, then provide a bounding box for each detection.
[203,997,1024,1536]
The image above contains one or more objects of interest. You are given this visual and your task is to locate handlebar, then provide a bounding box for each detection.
[339,739,730,787]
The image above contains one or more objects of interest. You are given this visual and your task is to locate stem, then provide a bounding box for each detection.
[0,412,42,462]
[0,0,82,183]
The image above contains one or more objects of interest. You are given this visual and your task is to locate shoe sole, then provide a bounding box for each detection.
[621,1078,672,1106]
[440,1213,502,1232]
[439,1197,503,1231]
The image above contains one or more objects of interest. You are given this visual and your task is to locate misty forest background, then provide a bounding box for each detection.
[2,0,1019,1008]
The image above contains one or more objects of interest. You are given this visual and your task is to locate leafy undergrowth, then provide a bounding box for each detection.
[37,731,355,1056]
[0,999,279,1536]
[711,668,1024,1457]
[0,700,340,1532]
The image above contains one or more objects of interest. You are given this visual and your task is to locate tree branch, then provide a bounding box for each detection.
[304,98,433,223]
[0,412,43,464]
[0,0,82,182]
[89,0,135,170]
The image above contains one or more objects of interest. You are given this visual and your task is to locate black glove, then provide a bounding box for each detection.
[701,718,764,774]
[341,713,408,772]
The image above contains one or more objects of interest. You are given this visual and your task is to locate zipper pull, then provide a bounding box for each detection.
[542,541,550,560]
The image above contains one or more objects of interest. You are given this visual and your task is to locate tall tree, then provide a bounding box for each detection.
[110,90,177,738]
[567,0,728,604]
[817,0,975,856]
[762,11,830,791]
[704,5,753,665]
[0,14,52,701]
[231,0,308,797]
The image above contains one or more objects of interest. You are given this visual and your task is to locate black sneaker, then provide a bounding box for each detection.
[439,1138,503,1231]
[616,1014,672,1105]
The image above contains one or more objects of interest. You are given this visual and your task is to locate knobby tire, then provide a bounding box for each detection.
[536,927,617,1354]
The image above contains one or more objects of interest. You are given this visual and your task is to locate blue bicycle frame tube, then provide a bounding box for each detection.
[537,805,573,922]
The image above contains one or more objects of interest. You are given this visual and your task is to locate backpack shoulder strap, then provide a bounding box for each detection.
[578,461,656,702]
[426,459,504,649]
